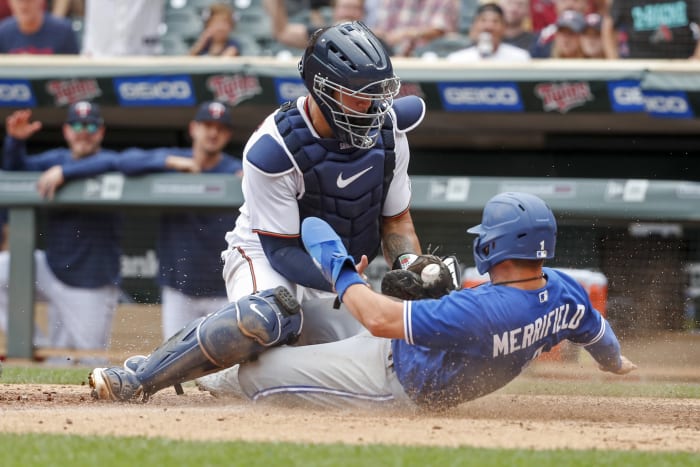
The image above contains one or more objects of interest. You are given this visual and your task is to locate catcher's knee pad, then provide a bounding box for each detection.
[128,287,302,400]
[198,286,303,367]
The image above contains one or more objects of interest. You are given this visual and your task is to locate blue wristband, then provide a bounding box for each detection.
[335,267,366,302]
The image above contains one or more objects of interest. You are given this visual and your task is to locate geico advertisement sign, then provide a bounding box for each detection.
[609,81,693,118]
[274,77,307,104]
[438,82,523,111]
[643,92,693,118]
[114,75,195,106]
[0,80,35,106]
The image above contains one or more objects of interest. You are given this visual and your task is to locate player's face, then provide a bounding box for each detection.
[190,121,232,156]
[336,90,373,115]
[63,122,105,159]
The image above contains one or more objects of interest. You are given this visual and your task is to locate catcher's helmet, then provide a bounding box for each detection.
[298,21,400,149]
[467,192,557,275]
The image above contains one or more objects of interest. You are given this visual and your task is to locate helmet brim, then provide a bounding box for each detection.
[467,224,484,235]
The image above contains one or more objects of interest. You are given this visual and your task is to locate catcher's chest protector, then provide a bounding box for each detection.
[275,104,396,264]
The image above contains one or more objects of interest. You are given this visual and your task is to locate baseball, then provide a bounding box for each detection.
[421,263,441,284]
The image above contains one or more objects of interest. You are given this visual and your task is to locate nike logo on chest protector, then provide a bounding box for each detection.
[336,166,374,189]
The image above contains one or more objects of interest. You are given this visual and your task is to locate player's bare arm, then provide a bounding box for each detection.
[343,282,405,339]
[165,155,200,173]
[381,210,422,266]
[36,165,65,200]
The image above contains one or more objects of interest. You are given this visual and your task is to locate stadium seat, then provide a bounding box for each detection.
[165,7,205,41]
[161,34,191,55]
[235,5,273,42]
[460,0,479,34]
[232,33,263,56]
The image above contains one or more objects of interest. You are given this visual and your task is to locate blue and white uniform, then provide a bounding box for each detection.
[192,96,423,390]
[221,95,422,306]
[116,147,242,337]
[395,268,619,408]
[231,268,623,409]
[0,136,121,355]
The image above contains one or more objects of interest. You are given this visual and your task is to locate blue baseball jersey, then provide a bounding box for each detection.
[117,147,242,296]
[392,267,621,409]
[2,136,121,287]
[0,13,79,54]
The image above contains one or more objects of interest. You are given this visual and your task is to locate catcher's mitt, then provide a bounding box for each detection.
[381,254,459,300]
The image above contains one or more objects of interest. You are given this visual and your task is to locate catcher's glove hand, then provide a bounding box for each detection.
[381,254,459,300]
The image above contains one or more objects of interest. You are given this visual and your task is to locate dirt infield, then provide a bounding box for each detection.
[1,375,699,452]
[1,305,700,451]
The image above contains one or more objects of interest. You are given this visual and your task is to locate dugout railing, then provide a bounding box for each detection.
[1,172,699,359]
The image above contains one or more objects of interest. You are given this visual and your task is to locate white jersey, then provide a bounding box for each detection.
[446,43,531,62]
[223,97,414,260]
[82,0,164,57]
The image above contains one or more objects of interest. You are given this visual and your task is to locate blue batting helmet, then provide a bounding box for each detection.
[467,192,557,275]
[298,21,400,149]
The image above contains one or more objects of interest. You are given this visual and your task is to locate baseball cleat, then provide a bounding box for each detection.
[89,366,143,402]
[301,217,355,285]
[194,366,243,399]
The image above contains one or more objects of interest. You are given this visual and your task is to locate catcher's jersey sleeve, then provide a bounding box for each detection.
[381,131,412,218]
[240,113,302,239]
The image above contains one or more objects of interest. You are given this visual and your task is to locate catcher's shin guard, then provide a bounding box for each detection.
[92,287,303,402]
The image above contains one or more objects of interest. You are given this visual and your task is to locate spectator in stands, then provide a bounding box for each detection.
[0,0,78,54]
[529,0,589,51]
[602,0,700,59]
[500,0,537,50]
[548,9,585,57]
[264,0,365,51]
[51,0,84,18]
[81,0,164,57]
[114,102,243,339]
[581,11,604,58]
[530,0,590,32]
[446,2,531,61]
[372,0,459,56]
[0,102,122,365]
[189,2,240,57]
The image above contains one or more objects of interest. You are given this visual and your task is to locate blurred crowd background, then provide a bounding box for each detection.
[2,0,700,60]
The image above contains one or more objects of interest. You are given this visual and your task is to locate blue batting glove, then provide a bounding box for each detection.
[301,217,365,301]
